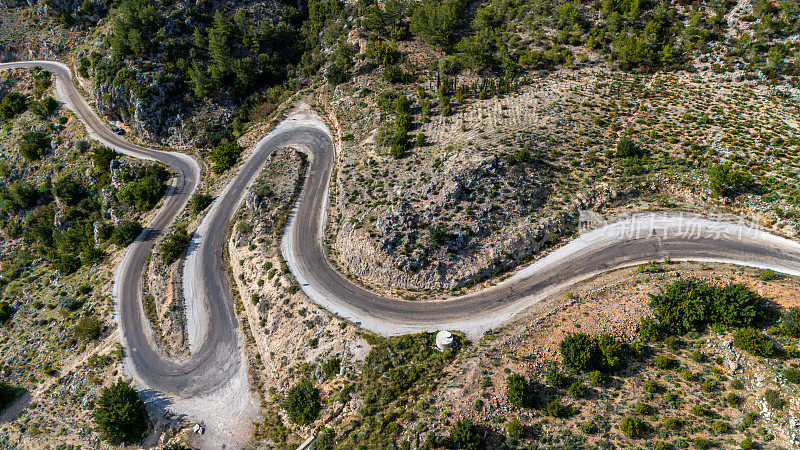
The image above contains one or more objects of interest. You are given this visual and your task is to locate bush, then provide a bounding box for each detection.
[588,370,607,386]
[507,418,523,440]
[506,373,529,407]
[190,193,213,215]
[283,379,321,425]
[693,437,709,449]
[619,416,641,438]
[732,327,775,357]
[726,392,741,406]
[209,139,242,174]
[708,164,750,198]
[780,307,800,337]
[545,399,569,417]
[581,421,598,434]
[112,221,143,246]
[161,225,189,265]
[321,358,341,379]
[19,131,49,161]
[116,166,169,211]
[784,367,800,384]
[94,380,148,445]
[643,380,658,393]
[616,137,645,158]
[649,279,769,335]
[634,401,650,414]
[712,420,728,434]
[32,96,58,119]
[567,382,587,399]
[654,355,674,370]
[664,335,682,350]
[545,364,570,389]
[597,333,623,370]
[763,389,786,410]
[74,315,103,340]
[447,420,486,450]
[410,0,463,49]
[740,437,753,449]
[54,175,86,206]
[639,318,662,342]
[0,92,27,119]
[560,333,601,372]
[663,417,681,430]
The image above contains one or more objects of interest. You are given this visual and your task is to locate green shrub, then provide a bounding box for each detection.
[726,392,741,406]
[32,97,58,119]
[116,165,169,211]
[701,380,719,392]
[712,420,728,434]
[447,420,485,449]
[639,318,662,341]
[634,401,650,414]
[568,382,587,399]
[780,307,800,337]
[190,193,214,215]
[0,92,27,119]
[616,137,645,158]
[73,315,103,340]
[410,0,463,49]
[681,369,693,380]
[740,437,753,449]
[597,334,623,369]
[506,373,529,407]
[580,421,598,434]
[663,417,681,430]
[730,379,744,390]
[691,350,706,363]
[619,416,641,438]
[19,131,49,161]
[763,389,786,410]
[507,418,523,440]
[643,380,658,393]
[545,399,569,417]
[693,437,709,449]
[209,139,242,174]
[649,279,769,335]
[664,336,682,350]
[321,358,341,379]
[732,327,775,357]
[708,163,750,198]
[784,367,800,385]
[654,355,674,370]
[560,332,601,372]
[761,269,778,281]
[161,225,189,265]
[93,380,148,445]
[111,220,143,246]
[588,370,607,386]
[545,364,570,389]
[283,379,321,425]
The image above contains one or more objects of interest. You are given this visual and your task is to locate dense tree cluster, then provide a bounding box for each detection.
[644,279,771,337]
[93,380,149,445]
[282,379,321,425]
[559,332,623,373]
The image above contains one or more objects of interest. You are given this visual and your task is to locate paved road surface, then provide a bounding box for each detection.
[5,61,800,444]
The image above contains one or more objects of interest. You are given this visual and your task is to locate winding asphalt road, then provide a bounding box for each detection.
[4,61,800,437]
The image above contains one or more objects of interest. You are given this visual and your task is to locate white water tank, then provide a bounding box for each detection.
[435,330,454,351]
